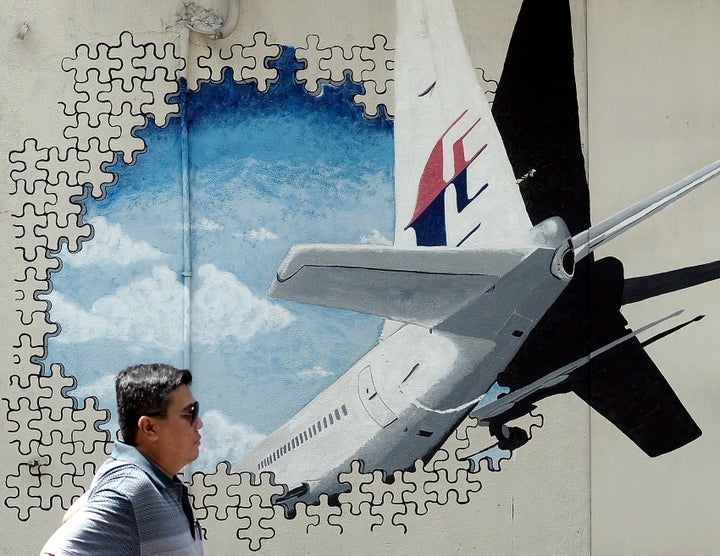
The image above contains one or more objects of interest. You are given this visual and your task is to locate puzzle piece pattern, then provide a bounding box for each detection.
[61,31,185,167]
[5,28,295,521]
[3,364,111,520]
[295,33,394,118]
[187,463,286,552]
[193,31,282,93]
[457,412,545,472]
[6,24,520,546]
[267,411,545,537]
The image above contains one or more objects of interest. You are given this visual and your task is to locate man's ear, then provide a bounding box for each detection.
[137,415,160,442]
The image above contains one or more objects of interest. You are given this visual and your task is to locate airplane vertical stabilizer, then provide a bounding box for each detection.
[394,0,532,249]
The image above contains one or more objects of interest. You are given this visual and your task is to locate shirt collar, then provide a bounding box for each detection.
[111,441,175,489]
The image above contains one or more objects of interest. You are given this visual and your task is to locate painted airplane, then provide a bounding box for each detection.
[236,0,720,506]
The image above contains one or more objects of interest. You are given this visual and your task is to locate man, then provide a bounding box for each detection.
[41,363,204,555]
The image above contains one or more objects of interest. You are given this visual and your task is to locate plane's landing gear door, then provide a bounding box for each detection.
[358,365,397,427]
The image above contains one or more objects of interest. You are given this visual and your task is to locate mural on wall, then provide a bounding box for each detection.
[237,0,720,506]
[5,0,719,551]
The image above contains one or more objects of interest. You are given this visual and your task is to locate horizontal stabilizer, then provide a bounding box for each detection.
[270,244,531,326]
[572,160,720,261]
[623,260,720,304]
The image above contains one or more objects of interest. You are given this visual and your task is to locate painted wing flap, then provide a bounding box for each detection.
[270,244,530,326]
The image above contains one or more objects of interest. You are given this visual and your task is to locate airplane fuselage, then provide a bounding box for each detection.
[238,220,574,504]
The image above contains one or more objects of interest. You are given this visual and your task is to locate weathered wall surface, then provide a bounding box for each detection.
[0,1,717,555]
[588,2,720,554]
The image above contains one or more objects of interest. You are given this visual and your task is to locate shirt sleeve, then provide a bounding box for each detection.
[41,479,140,556]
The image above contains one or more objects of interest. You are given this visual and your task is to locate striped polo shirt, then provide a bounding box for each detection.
[41,441,203,555]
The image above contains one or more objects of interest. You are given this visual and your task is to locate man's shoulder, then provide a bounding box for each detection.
[92,459,160,502]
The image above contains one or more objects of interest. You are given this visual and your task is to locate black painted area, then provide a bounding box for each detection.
[491,0,702,456]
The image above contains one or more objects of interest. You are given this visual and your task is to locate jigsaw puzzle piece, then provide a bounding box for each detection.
[71,69,114,127]
[191,461,242,520]
[226,469,285,510]
[10,332,46,368]
[63,112,122,154]
[320,44,373,86]
[6,463,43,521]
[235,494,277,552]
[400,458,441,516]
[354,34,395,118]
[5,397,43,456]
[107,31,146,93]
[337,459,374,515]
[68,397,111,455]
[77,137,117,199]
[61,42,120,85]
[365,470,415,533]
[295,34,332,96]
[140,65,181,127]
[238,32,281,93]
[9,138,50,196]
[107,102,148,165]
[301,493,343,534]
[185,43,213,92]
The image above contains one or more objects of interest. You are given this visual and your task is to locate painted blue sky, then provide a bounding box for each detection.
[45,49,395,471]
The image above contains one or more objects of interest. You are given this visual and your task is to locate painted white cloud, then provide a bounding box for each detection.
[92,266,186,349]
[191,409,266,472]
[173,218,224,231]
[48,291,112,343]
[296,365,334,380]
[48,265,185,358]
[247,227,278,241]
[49,263,294,355]
[360,229,392,245]
[191,263,295,345]
[193,217,224,231]
[65,216,164,267]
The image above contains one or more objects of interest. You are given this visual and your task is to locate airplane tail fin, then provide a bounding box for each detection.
[394,0,533,249]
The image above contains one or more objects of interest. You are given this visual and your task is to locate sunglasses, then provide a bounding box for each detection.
[147,401,200,426]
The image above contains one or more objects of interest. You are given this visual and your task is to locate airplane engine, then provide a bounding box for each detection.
[489,422,530,451]
[528,216,574,280]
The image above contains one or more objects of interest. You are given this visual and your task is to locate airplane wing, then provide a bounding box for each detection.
[572,161,720,262]
[269,243,532,327]
[394,0,532,249]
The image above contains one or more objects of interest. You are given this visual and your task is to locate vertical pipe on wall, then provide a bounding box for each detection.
[176,0,240,369]
[179,26,192,370]
[218,0,241,39]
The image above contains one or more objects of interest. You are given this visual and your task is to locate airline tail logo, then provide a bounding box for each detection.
[407,109,487,229]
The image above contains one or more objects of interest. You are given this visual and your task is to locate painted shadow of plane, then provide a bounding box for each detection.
[489,0,719,456]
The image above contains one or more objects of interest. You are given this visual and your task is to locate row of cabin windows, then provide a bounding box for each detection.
[257,404,348,470]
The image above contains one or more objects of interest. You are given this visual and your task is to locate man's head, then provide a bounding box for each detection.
[116,363,202,476]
